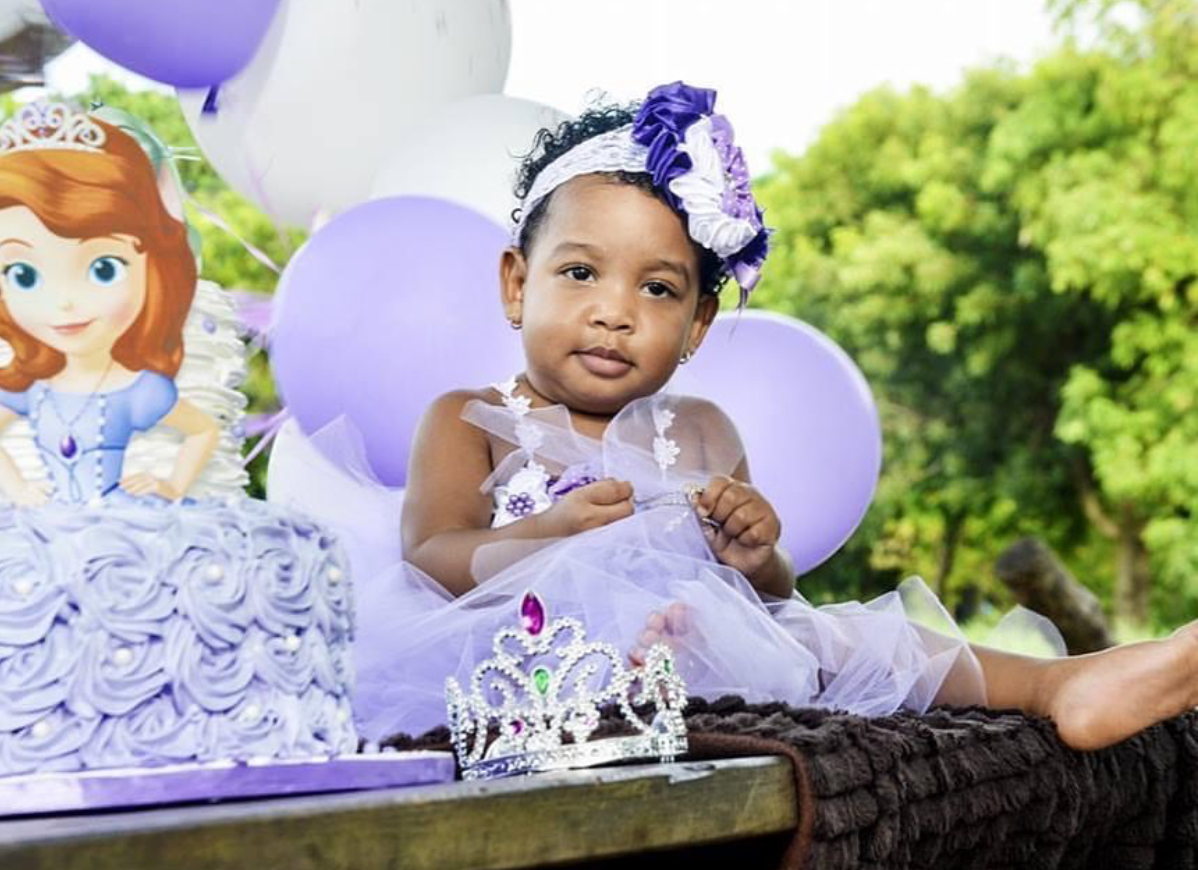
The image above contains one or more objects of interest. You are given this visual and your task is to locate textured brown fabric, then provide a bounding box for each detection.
[683,697,1198,870]
[382,698,1198,870]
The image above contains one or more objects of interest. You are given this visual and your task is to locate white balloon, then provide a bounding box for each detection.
[179,0,511,228]
[267,418,405,575]
[370,94,569,229]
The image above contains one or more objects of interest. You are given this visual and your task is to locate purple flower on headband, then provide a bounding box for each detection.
[728,224,770,297]
[709,115,756,222]
[631,81,770,297]
[633,82,717,211]
[635,81,717,134]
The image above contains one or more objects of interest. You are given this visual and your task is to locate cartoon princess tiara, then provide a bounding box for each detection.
[445,592,689,780]
[0,102,106,154]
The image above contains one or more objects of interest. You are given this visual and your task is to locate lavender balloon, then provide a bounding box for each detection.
[670,310,882,574]
[271,196,523,487]
[41,0,280,88]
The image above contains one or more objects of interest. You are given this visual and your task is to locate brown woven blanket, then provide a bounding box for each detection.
[383,697,1198,870]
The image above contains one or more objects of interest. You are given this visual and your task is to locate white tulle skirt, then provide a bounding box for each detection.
[351,504,1030,741]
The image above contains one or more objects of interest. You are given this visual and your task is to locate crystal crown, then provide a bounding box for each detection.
[445,591,688,780]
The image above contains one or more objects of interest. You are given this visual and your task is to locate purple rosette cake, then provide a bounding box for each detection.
[0,102,363,781]
[0,407,357,777]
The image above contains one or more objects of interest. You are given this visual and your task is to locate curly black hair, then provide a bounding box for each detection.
[511,104,729,297]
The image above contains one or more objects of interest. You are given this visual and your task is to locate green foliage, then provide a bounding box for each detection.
[757,0,1198,629]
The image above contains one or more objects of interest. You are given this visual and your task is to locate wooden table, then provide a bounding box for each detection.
[1,756,798,869]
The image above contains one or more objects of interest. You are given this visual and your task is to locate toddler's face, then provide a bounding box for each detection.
[503,174,715,416]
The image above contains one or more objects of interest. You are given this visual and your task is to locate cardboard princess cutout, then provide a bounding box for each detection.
[0,103,357,777]
[0,103,224,505]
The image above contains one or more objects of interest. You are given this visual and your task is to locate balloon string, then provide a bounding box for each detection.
[242,407,292,467]
[202,86,220,115]
[243,150,297,261]
[185,196,282,275]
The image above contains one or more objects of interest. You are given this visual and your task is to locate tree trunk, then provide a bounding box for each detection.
[1072,458,1152,628]
[1114,522,1152,627]
[934,511,964,600]
[995,537,1114,653]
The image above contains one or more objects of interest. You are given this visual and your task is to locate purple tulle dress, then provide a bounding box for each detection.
[346,379,1016,742]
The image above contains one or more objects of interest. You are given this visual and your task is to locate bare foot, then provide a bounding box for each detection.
[628,602,690,666]
[1044,623,1198,751]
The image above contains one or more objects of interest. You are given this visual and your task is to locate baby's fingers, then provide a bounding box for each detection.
[723,502,777,540]
[697,475,734,517]
[705,525,732,554]
[735,518,778,548]
[708,483,756,526]
[579,478,634,505]
[721,503,753,538]
[575,497,634,531]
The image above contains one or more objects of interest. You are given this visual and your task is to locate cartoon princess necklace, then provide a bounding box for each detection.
[45,358,115,459]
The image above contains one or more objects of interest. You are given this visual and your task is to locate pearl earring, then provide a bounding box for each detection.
[679,349,693,364]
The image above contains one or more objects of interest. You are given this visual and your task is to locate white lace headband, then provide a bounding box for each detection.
[511,82,770,295]
[512,125,648,242]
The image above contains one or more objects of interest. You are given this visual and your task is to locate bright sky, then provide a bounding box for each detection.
[38,0,1058,175]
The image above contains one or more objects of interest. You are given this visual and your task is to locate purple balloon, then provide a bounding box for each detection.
[271,196,523,487]
[41,0,281,88]
[670,311,882,574]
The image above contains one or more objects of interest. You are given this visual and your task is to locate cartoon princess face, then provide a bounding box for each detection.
[0,105,196,391]
[1,206,148,363]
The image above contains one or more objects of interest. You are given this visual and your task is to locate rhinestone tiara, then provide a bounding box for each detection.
[0,102,106,156]
[445,591,689,780]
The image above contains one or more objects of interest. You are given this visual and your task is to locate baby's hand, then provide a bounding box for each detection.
[120,473,182,501]
[534,478,634,537]
[697,475,781,579]
[11,480,50,507]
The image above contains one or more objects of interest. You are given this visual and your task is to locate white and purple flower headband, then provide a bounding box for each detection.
[512,82,770,300]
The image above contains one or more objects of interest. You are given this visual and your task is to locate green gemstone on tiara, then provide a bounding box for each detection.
[532,666,551,695]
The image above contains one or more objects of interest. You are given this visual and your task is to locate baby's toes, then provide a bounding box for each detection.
[665,602,690,636]
[638,628,662,649]
[645,611,666,632]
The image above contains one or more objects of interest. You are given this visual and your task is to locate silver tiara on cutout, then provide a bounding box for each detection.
[0,102,106,156]
[445,591,689,780]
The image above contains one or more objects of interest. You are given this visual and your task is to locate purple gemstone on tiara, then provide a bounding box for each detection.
[59,434,77,459]
[520,592,545,636]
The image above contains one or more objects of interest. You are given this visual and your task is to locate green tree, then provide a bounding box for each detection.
[756,0,1198,629]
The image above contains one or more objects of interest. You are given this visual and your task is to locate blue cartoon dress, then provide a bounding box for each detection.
[2,371,178,505]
